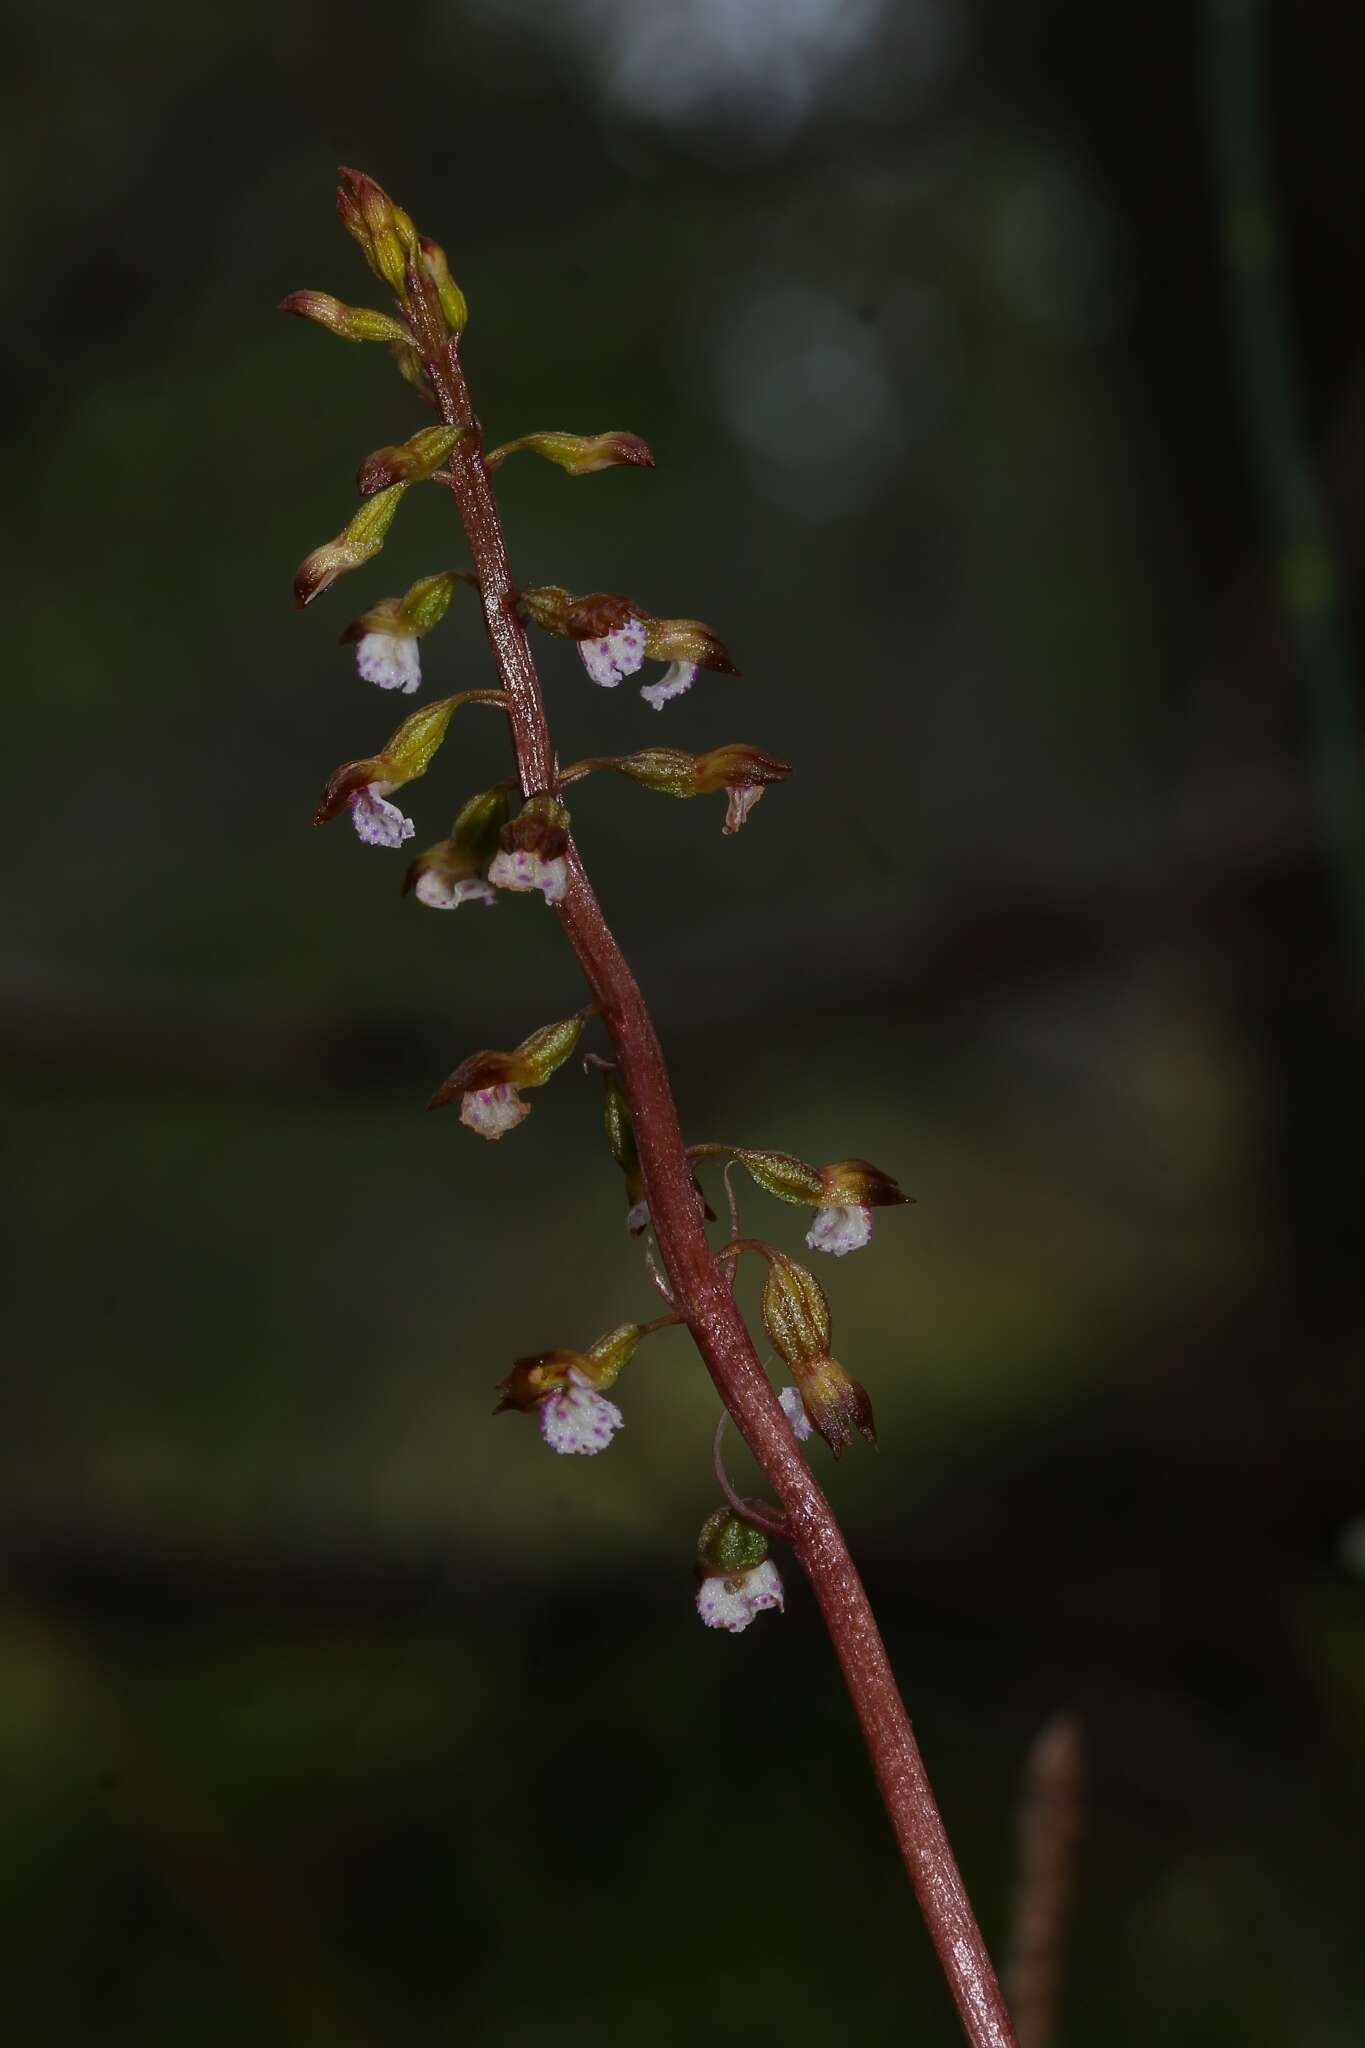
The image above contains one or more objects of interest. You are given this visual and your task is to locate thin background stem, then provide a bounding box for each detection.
[397,252,1017,2048]
[1208,0,1365,995]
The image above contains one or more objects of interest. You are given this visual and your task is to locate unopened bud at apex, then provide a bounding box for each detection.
[356,426,463,498]
[403,784,511,910]
[519,585,738,711]
[484,430,654,477]
[418,236,468,333]
[695,1511,784,1633]
[277,291,414,346]
[293,483,407,609]
[429,1007,591,1139]
[758,1249,875,1457]
[313,694,461,849]
[340,571,463,695]
[488,793,571,905]
[335,167,419,297]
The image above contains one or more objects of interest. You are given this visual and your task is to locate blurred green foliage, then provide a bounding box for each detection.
[4,0,1365,2041]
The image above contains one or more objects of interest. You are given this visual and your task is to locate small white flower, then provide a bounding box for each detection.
[779,1385,813,1442]
[539,1367,624,1455]
[355,629,422,694]
[459,1082,530,1140]
[487,848,569,904]
[696,1558,785,1633]
[578,617,648,688]
[723,784,765,833]
[414,872,497,910]
[805,1204,873,1257]
[349,783,415,849]
[641,660,698,712]
[625,1197,651,1235]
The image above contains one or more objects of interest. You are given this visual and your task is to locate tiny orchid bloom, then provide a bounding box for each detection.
[355,628,422,693]
[626,1197,651,1235]
[487,847,569,903]
[349,783,415,848]
[431,1008,593,1137]
[538,1367,625,1456]
[414,871,497,910]
[641,660,698,712]
[806,1204,874,1258]
[779,1384,814,1442]
[723,784,765,832]
[459,1082,529,1140]
[489,794,572,904]
[696,1559,785,1633]
[578,617,648,688]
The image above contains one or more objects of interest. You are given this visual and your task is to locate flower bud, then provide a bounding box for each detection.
[335,167,419,296]
[758,1250,875,1457]
[418,235,468,332]
[313,695,462,847]
[487,793,571,904]
[592,744,790,833]
[428,1007,591,1136]
[356,426,463,497]
[599,1065,649,1232]
[483,430,654,476]
[277,291,414,345]
[403,784,511,909]
[293,483,408,608]
[695,1511,784,1632]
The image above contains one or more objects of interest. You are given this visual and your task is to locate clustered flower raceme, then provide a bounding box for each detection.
[285,167,915,1640]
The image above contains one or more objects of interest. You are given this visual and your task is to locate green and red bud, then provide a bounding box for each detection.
[356,426,464,497]
[429,1006,592,1137]
[340,570,462,650]
[335,167,419,297]
[755,1248,875,1457]
[483,430,655,476]
[599,1064,649,1232]
[577,744,790,833]
[293,483,408,608]
[417,235,468,332]
[403,784,512,909]
[277,291,414,345]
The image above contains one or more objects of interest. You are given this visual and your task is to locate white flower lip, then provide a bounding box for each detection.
[696,1558,785,1633]
[488,848,569,904]
[779,1385,813,1442]
[459,1082,529,1140]
[414,872,497,910]
[539,1368,624,1455]
[578,617,647,688]
[805,1204,873,1257]
[641,660,697,711]
[356,629,422,694]
[349,784,415,849]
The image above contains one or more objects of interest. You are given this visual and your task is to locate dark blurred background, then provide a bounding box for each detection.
[5,0,1365,2041]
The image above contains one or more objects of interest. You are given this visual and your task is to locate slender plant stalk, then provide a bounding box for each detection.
[400,268,1018,2048]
